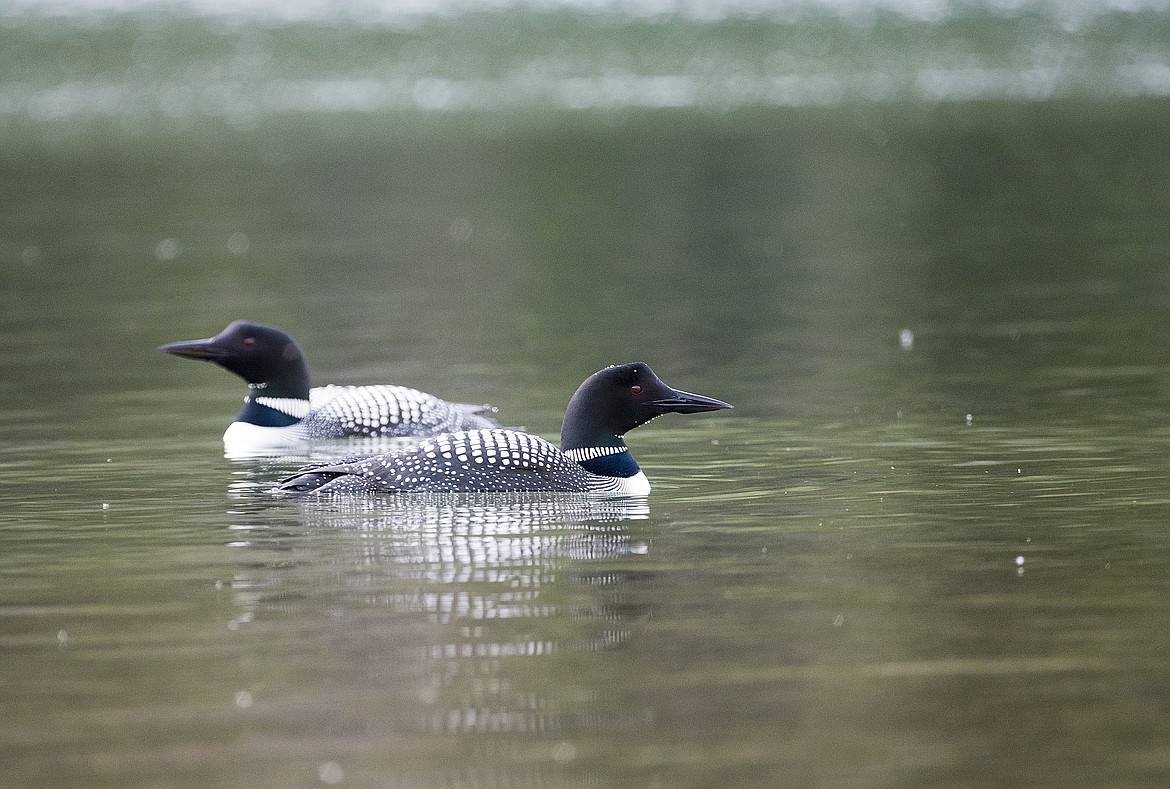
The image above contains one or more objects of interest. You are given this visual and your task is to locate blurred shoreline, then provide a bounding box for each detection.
[3,0,1170,143]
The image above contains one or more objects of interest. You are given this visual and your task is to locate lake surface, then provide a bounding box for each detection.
[5,1,1170,786]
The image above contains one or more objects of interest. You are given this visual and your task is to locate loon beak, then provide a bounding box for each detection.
[647,388,733,414]
[158,337,227,362]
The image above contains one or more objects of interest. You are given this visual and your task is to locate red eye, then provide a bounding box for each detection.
[243,337,256,348]
[630,385,642,394]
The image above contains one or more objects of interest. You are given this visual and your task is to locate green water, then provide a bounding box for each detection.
[5,2,1170,787]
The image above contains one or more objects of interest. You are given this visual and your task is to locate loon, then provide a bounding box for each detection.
[277,362,731,495]
[160,320,498,452]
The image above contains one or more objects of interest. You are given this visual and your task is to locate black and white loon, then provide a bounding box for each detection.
[277,362,731,495]
[160,320,498,453]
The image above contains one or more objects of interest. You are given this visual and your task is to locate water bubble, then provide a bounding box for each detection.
[552,742,577,764]
[317,761,344,785]
[448,217,473,242]
[227,232,251,256]
[154,238,182,261]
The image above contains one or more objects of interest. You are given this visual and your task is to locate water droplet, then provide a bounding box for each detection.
[227,231,251,256]
[448,217,473,241]
[552,742,577,764]
[318,761,344,785]
[153,238,182,261]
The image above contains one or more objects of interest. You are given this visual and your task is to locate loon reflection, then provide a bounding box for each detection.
[225,492,654,736]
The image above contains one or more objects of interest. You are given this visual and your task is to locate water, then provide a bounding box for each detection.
[5,1,1170,786]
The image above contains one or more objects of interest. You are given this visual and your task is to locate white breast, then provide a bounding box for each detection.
[222,420,307,457]
[598,471,651,496]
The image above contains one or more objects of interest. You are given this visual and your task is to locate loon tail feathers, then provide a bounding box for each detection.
[277,459,365,494]
[278,470,348,494]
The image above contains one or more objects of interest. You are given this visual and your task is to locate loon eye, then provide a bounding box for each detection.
[243,337,256,348]
[630,385,642,394]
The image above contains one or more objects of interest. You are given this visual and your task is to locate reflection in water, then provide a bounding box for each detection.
[227,493,651,742]
[222,435,428,462]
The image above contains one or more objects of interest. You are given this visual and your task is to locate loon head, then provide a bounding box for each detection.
[159,320,311,399]
[560,362,732,453]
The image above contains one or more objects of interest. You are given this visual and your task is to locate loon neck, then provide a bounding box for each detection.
[562,441,642,479]
[248,360,312,401]
[560,396,642,478]
[238,386,311,427]
[234,348,313,427]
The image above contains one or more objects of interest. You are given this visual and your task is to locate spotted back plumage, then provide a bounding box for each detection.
[279,428,634,494]
[303,385,498,439]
